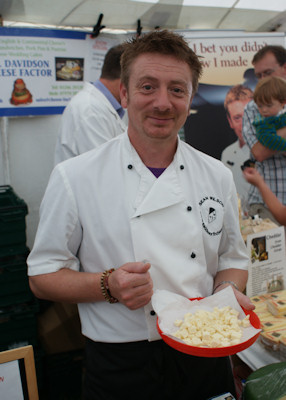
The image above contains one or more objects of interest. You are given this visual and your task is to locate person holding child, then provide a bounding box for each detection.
[252,76,286,151]
[242,45,286,221]
[242,76,286,226]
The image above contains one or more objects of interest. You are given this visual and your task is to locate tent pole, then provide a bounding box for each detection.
[0,117,11,185]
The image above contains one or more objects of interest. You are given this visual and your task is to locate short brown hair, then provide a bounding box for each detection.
[224,85,253,114]
[120,30,203,94]
[252,45,286,67]
[100,44,125,80]
[253,76,286,105]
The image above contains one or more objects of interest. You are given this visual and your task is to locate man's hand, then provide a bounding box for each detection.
[108,262,153,310]
[213,281,255,311]
[233,288,255,311]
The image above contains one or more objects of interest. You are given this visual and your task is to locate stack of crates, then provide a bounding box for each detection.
[0,185,42,380]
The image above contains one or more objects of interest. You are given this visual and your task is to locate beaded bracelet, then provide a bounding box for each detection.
[100,268,118,303]
[212,280,239,294]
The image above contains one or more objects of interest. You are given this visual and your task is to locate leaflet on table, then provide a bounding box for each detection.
[246,226,286,297]
[0,360,24,400]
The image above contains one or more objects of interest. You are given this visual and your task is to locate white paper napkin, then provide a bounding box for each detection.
[151,286,261,345]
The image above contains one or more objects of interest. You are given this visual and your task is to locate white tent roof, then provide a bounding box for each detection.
[1,0,286,33]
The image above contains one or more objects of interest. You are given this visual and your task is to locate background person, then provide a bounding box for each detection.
[242,45,286,220]
[54,44,127,164]
[243,167,286,225]
[28,30,253,400]
[221,85,253,202]
[252,76,286,151]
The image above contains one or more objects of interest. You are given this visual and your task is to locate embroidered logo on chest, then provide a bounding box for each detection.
[199,196,224,236]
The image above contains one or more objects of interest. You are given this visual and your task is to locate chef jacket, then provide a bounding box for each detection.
[28,132,249,343]
[221,140,251,202]
[54,82,127,165]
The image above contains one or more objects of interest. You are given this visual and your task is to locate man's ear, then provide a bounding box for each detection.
[120,82,128,109]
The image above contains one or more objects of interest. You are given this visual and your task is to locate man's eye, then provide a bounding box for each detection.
[142,85,153,91]
[234,116,242,121]
[171,87,185,95]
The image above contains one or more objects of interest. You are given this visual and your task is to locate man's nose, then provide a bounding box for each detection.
[153,87,172,110]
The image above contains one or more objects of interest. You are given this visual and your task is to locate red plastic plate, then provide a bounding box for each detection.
[157,298,261,357]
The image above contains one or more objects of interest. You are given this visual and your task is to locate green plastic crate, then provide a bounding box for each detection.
[0,252,34,307]
[0,185,28,256]
[0,244,30,258]
[0,300,39,352]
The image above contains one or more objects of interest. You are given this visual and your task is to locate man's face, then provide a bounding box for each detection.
[254,52,286,80]
[120,53,193,145]
[227,99,251,144]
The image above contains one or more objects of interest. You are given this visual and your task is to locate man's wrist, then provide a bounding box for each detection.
[212,280,239,294]
[100,268,118,303]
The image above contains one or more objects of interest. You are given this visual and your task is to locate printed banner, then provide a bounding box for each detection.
[0,27,285,121]
[85,34,125,83]
[0,27,87,116]
[246,226,286,297]
[181,31,285,85]
[180,30,286,196]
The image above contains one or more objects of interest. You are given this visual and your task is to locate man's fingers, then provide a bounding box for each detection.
[122,261,151,274]
[108,262,153,309]
[235,290,255,311]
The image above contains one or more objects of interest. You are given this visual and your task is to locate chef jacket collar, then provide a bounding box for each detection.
[125,135,185,217]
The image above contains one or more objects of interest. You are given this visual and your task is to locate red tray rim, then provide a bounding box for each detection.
[157,297,261,357]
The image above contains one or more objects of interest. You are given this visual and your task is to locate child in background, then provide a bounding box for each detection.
[243,167,286,225]
[252,76,286,151]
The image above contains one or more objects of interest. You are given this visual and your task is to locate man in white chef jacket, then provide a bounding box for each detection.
[221,84,253,202]
[28,30,254,400]
[54,44,127,164]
